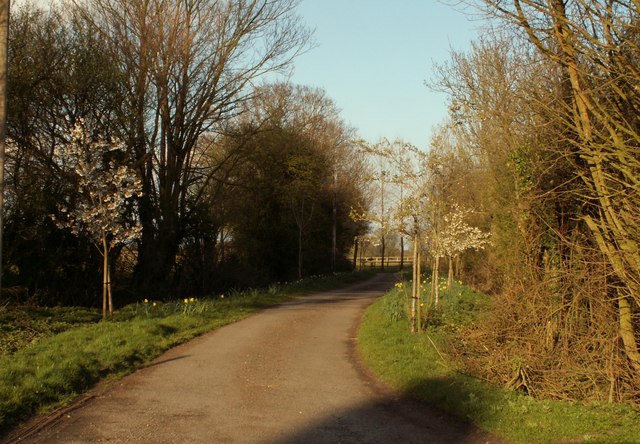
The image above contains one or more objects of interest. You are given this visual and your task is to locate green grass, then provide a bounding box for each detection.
[0,305,102,355]
[0,270,374,435]
[358,280,640,443]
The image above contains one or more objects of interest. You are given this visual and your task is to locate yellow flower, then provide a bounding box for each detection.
[144,299,148,304]
[184,298,189,304]
[190,297,195,302]
[152,302,157,307]
[220,294,224,299]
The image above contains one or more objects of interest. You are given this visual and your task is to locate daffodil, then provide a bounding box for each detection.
[184,298,189,304]
[144,299,148,304]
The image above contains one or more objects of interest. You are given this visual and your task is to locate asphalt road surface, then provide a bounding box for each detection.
[8,274,502,443]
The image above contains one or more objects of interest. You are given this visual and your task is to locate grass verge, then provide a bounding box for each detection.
[358,281,640,443]
[0,270,374,435]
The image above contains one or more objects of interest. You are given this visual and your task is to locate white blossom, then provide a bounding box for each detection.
[437,204,491,258]
[52,121,142,248]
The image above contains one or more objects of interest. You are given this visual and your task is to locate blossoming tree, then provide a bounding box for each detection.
[52,121,142,319]
[433,204,491,304]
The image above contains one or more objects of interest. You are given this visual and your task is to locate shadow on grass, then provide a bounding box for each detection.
[404,376,503,430]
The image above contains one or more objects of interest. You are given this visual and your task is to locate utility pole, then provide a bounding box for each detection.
[399,180,404,270]
[331,155,337,272]
[0,0,10,294]
[380,170,386,271]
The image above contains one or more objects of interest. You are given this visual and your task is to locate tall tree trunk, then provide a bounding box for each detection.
[447,255,453,290]
[411,233,419,333]
[135,194,180,295]
[202,235,217,293]
[332,167,337,272]
[432,255,440,306]
[293,199,313,280]
[618,294,640,376]
[416,247,422,332]
[102,233,109,320]
[107,257,113,317]
[586,215,640,375]
[352,237,358,270]
[220,226,225,265]
[298,225,303,280]
[380,170,386,271]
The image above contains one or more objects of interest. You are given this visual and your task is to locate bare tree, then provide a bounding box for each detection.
[75,0,312,292]
[476,0,640,382]
[429,3,640,400]
[356,138,430,332]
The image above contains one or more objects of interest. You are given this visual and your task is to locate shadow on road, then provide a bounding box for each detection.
[273,383,503,444]
[142,354,190,369]
[264,273,399,309]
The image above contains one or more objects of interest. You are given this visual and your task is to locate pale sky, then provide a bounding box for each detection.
[282,0,482,150]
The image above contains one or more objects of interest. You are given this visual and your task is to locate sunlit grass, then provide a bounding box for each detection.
[358,282,640,443]
[0,270,374,435]
[0,305,102,355]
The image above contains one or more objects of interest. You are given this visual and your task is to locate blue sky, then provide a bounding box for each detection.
[282,0,482,150]
[27,0,479,149]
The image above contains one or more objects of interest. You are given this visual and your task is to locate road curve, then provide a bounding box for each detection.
[11,274,502,443]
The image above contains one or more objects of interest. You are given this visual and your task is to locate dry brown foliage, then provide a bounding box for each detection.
[451,242,640,402]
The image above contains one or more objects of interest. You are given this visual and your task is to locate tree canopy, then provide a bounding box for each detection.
[2,2,368,306]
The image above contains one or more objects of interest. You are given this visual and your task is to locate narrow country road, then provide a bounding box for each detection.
[11,274,501,443]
